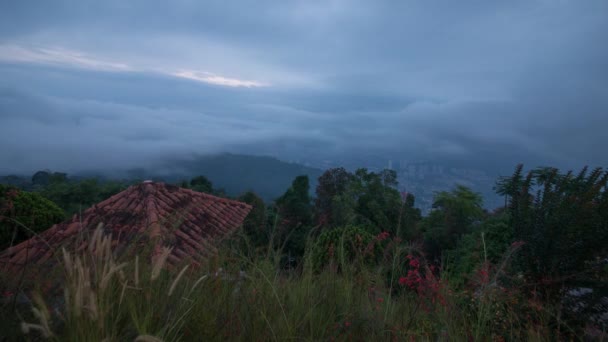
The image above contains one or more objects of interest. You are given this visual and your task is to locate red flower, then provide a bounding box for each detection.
[511,240,525,248]
[344,321,351,327]
[376,231,390,242]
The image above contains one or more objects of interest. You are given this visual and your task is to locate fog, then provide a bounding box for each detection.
[1,0,607,174]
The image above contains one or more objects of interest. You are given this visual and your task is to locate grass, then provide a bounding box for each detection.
[0,224,604,341]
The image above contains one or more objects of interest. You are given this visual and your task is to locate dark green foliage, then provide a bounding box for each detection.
[189,175,214,193]
[0,184,65,248]
[39,177,128,217]
[398,193,423,241]
[276,175,313,227]
[349,169,401,234]
[31,170,51,187]
[162,153,322,201]
[49,172,68,184]
[314,168,419,237]
[179,175,228,197]
[311,225,377,271]
[275,175,313,263]
[2,162,606,338]
[449,212,512,285]
[315,167,354,228]
[0,175,29,189]
[238,191,268,250]
[505,165,608,301]
[420,185,484,260]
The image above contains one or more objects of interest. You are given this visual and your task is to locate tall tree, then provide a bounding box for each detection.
[315,167,354,228]
[275,175,313,263]
[315,167,417,236]
[238,191,268,250]
[31,170,51,187]
[350,168,411,235]
[189,175,214,194]
[505,165,608,305]
[400,192,422,241]
[420,185,484,260]
[276,175,312,228]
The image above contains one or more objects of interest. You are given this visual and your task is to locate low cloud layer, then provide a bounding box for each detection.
[1,0,607,174]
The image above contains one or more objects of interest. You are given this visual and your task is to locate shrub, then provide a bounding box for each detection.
[0,185,65,248]
[311,225,379,271]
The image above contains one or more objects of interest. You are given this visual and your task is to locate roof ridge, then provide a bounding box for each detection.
[182,187,251,207]
[1,180,253,274]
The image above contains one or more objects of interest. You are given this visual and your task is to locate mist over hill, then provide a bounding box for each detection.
[147,153,324,201]
[1,154,323,202]
[1,152,507,213]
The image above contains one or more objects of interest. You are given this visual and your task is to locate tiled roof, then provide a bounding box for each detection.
[0,182,252,271]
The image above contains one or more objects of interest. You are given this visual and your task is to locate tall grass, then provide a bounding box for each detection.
[1,223,598,341]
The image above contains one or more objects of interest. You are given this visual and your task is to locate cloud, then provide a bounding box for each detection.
[172,70,268,88]
[0,0,607,174]
[0,43,271,89]
[0,44,131,72]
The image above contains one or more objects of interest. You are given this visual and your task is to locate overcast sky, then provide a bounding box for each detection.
[0,0,607,174]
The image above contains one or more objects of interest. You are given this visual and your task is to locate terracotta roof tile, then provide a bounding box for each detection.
[1,182,251,272]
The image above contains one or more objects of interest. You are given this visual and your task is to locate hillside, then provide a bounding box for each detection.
[134,153,324,201]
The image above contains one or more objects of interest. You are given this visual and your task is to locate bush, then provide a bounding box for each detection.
[0,185,65,248]
[311,226,379,271]
[1,223,587,341]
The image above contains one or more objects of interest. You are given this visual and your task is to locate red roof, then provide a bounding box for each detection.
[0,182,252,271]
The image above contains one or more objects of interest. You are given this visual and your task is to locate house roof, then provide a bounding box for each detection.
[0,181,252,272]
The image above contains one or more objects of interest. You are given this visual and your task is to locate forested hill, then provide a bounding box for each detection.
[1,154,323,202]
[151,153,323,201]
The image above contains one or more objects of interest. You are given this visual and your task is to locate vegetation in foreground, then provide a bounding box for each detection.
[0,225,579,341]
[0,164,607,340]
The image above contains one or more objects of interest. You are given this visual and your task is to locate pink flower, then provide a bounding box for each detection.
[511,240,525,248]
[377,231,390,241]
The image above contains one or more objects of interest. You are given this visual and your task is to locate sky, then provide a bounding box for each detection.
[0,0,607,174]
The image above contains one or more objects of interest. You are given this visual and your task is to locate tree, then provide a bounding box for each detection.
[400,192,422,241]
[32,170,51,187]
[275,175,313,264]
[505,165,608,304]
[49,172,68,184]
[276,175,312,226]
[315,167,354,228]
[449,212,512,286]
[494,164,525,210]
[189,175,214,194]
[420,185,484,260]
[349,168,405,235]
[314,167,418,237]
[238,191,268,250]
[0,185,65,249]
[311,225,377,271]
[37,175,128,218]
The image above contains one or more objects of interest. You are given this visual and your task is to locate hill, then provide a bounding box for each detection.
[144,153,323,202]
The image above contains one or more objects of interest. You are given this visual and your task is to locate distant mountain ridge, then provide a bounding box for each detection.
[0,154,323,203]
[151,153,323,201]
[1,153,504,211]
